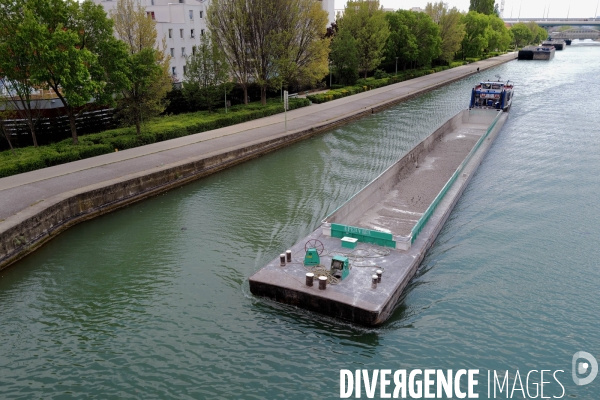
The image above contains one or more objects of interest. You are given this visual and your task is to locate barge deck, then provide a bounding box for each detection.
[249,109,509,325]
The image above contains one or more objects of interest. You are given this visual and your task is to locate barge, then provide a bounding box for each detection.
[249,93,511,326]
[518,45,556,60]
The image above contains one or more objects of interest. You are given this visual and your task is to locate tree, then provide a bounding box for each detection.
[526,22,548,44]
[207,0,253,104]
[425,2,465,63]
[385,11,418,70]
[510,23,533,47]
[22,0,129,144]
[330,28,359,85]
[339,0,390,78]
[412,12,442,67]
[486,15,512,52]
[0,0,44,147]
[461,11,490,58]
[0,103,16,156]
[469,0,496,15]
[183,33,232,112]
[111,0,171,135]
[270,0,330,90]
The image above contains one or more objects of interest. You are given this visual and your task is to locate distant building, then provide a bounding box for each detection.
[94,0,335,82]
[410,7,424,13]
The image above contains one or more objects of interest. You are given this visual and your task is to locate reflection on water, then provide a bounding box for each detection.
[1,45,600,398]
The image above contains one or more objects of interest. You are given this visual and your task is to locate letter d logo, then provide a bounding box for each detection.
[572,351,598,386]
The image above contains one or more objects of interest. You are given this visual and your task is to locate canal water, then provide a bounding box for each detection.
[1,44,599,398]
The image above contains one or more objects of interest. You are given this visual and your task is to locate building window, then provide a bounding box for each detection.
[151,0,154,5]
[192,46,196,55]
[172,66,177,76]
[199,11,203,18]
[146,11,155,20]
[180,29,184,38]
[200,29,205,36]
[191,29,195,38]
[183,65,187,75]
[181,47,186,56]
[168,29,172,38]
[189,10,193,20]
[178,0,184,3]
[170,48,174,57]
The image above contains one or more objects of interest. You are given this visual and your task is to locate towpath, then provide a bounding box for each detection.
[0,53,516,269]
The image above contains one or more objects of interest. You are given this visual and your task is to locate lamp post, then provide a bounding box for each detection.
[329,60,332,88]
[395,57,399,76]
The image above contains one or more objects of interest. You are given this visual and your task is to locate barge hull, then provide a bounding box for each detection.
[249,110,509,326]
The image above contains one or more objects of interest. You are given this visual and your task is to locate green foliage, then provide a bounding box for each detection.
[0,99,309,178]
[509,22,546,48]
[425,2,466,63]
[461,11,491,58]
[339,0,390,78]
[183,33,232,113]
[510,23,534,47]
[384,11,418,70]
[385,10,441,69]
[469,0,496,15]
[16,0,129,144]
[112,0,171,135]
[330,28,360,85]
[486,15,512,52]
[307,63,465,104]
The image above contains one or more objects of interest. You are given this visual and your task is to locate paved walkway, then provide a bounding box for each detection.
[0,53,516,222]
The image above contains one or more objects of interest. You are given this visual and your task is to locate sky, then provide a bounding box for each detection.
[333,0,600,18]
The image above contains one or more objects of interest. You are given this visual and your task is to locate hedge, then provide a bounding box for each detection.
[0,98,309,178]
[307,68,446,104]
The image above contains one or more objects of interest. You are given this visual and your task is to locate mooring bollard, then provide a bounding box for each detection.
[376,269,383,283]
[306,273,314,286]
[286,250,292,263]
[318,276,327,290]
[280,254,286,266]
[371,274,378,289]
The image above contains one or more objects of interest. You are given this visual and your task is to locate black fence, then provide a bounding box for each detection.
[0,108,117,150]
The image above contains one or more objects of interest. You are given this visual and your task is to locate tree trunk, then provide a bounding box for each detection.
[67,106,78,145]
[53,88,78,145]
[0,122,16,156]
[26,114,38,148]
[243,85,248,105]
[260,85,267,105]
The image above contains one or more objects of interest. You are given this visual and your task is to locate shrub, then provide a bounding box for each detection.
[0,98,310,178]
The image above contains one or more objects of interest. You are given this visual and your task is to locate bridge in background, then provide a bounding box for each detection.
[549,28,600,40]
[503,18,600,27]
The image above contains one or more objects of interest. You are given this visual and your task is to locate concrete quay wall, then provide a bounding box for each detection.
[0,53,517,271]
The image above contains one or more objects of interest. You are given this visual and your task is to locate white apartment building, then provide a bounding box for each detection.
[95,0,210,82]
[95,0,335,82]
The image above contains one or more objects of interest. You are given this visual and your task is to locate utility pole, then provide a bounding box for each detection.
[283,90,288,132]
